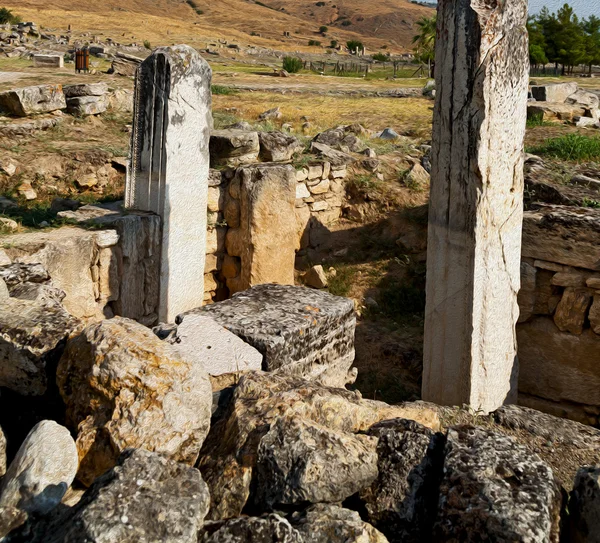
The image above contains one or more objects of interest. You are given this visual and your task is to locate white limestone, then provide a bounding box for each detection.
[126,45,213,322]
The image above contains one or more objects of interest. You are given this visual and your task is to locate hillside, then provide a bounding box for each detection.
[8,0,435,53]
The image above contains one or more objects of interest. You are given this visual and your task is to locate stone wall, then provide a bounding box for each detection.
[517,204,600,425]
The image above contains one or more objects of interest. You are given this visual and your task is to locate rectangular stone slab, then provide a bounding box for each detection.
[177,284,356,388]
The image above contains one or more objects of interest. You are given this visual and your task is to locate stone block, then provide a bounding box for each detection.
[527,102,586,122]
[566,89,600,110]
[307,164,323,180]
[32,54,64,68]
[296,182,310,199]
[66,95,108,116]
[258,131,303,162]
[0,84,66,116]
[569,467,600,543]
[308,179,330,195]
[210,129,260,167]
[554,287,592,335]
[551,271,587,287]
[179,284,357,387]
[589,296,600,335]
[63,83,108,98]
[518,261,536,323]
[531,82,578,103]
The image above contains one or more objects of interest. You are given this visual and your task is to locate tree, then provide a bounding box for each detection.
[412,15,436,77]
[553,4,585,74]
[346,40,364,54]
[0,8,20,24]
[582,15,600,75]
[527,16,548,68]
[319,25,328,34]
[283,56,303,73]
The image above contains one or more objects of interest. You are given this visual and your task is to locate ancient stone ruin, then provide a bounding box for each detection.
[2,1,600,542]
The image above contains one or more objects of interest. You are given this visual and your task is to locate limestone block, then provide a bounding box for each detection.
[63,83,108,98]
[199,514,302,542]
[0,84,66,116]
[527,102,586,122]
[554,287,592,335]
[109,57,139,76]
[224,196,241,227]
[57,317,213,486]
[258,131,303,162]
[204,272,218,292]
[307,164,323,180]
[254,415,378,509]
[530,82,578,103]
[0,297,79,396]
[296,168,309,182]
[518,316,600,406]
[322,161,331,179]
[360,418,445,542]
[295,204,311,250]
[518,261,537,323]
[25,449,210,543]
[0,420,78,515]
[204,253,218,273]
[181,284,356,387]
[551,271,587,287]
[569,467,600,543]
[126,45,212,323]
[210,129,260,167]
[207,185,225,213]
[590,296,600,335]
[535,260,567,272]
[310,200,328,212]
[310,142,355,168]
[206,226,226,254]
[303,264,328,288]
[223,164,297,294]
[32,54,64,68]
[434,426,561,542]
[588,277,600,289]
[308,179,330,195]
[197,371,440,520]
[330,167,347,179]
[66,95,108,116]
[296,182,310,199]
[566,89,600,110]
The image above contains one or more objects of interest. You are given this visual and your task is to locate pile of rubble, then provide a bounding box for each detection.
[527,82,600,128]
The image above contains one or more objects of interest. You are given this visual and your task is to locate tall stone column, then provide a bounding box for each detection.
[422,0,529,413]
[126,45,213,323]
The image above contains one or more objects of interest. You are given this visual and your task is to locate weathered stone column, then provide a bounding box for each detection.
[422,0,529,413]
[126,45,212,323]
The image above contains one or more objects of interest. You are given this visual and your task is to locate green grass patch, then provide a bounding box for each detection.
[327,265,359,297]
[526,112,554,128]
[211,85,238,96]
[213,111,241,129]
[527,134,600,162]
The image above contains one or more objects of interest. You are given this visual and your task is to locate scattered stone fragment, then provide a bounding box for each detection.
[210,129,260,167]
[303,264,328,288]
[258,107,282,121]
[0,420,78,515]
[62,83,108,98]
[291,504,389,543]
[531,82,578,103]
[56,317,213,486]
[66,95,108,116]
[0,85,66,116]
[310,141,355,167]
[0,217,18,231]
[199,514,302,543]
[258,131,303,162]
[377,128,399,140]
[433,426,561,542]
[566,89,600,110]
[17,182,37,200]
[404,163,430,187]
[360,418,445,543]
[0,263,49,287]
[254,415,378,509]
[569,466,600,543]
[553,287,592,335]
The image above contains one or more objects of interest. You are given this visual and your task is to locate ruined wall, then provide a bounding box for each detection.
[517,204,600,425]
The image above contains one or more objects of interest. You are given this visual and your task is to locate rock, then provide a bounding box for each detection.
[568,466,600,543]
[17,181,37,200]
[109,57,140,77]
[527,102,586,122]
[0,85,66,116]
[0,506,27,541]
[24,449,210,543]
[56,317,213,486]
[0,263,49,287]
[571,174,600,190]
[258,131,303,162]
[405,163,430,187]
[166,313,263,377]
[0,421,78,516]
[574,116,600,128]
[200,514,302,543]
[422,79,436,98]
[313,127,367,153]
[303,265,328,288]
[0,297,79,396]
[258,107,282,121]
[66,95,108,116]
[226,121,253,131]
[50,197,82,213]
[197,371,440,520]
[210,129,260,167]
[291,504,389,543]
[62,83,108,98]
[377,128,399,140]
[518,261,537,323]
[254,415,378,509]
[362,158,380,172]
[9,283,66,306]
[566,89,600,110]
[308,179,330,195]
[296,182,310,199]
[182,284,356,387]
[590,296,600,335]
[32,54,64,68]
[310,142,355,168]
[0,426,5,478]
[0,278,8,300]
[433,426,561,542]
[0,161,18,176]
[223,164,297,293]
[553,287,592,335]
[517,316,600,407]
[531,82,579,103]
[0,217,18,231]
[360,419,445,542]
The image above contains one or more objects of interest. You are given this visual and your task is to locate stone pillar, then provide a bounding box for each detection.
[422,0,529,413]
[126,45,212,323]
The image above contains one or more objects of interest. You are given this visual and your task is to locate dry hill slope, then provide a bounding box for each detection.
[9,0,434,52]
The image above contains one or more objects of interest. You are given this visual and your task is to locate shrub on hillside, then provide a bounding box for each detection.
[283,56,303,73]
[347,40,363,53]
[372,52,389,62]
[308,39,321,47]
[0,8,21,24]
[319,25,328,34]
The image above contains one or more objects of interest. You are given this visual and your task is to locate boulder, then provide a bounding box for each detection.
[359,419,445,542]
[291,504,389,543]
[210,129,260,167]
[56,317,213,486]
[258,131,303,162]
[254,415,378,509]
[566,89,600,110]
[22,449,210,543]
[405,163,430,188]
[66,95,108,116]
[433,426,561,542]
[0,85,66,116]
[109,57,139,77]
[0,421,78,516]
[313,127,367,153]
[569,466,600,543]
[531,82,579,103]
[527,102,586,122]
[199,514,302,543]
[303,265,328,289]
[197,371,440,519]
[164,313,263,378]
[62,83,108,98]
[182,284,356,387]
[0,297,79,396]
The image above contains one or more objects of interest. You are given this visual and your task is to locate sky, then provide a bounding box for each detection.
[528,0,600,18]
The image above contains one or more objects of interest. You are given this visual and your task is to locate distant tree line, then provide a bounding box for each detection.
[528,4,600,74]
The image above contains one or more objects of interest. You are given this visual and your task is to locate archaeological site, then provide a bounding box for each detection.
[1,0,600,540]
